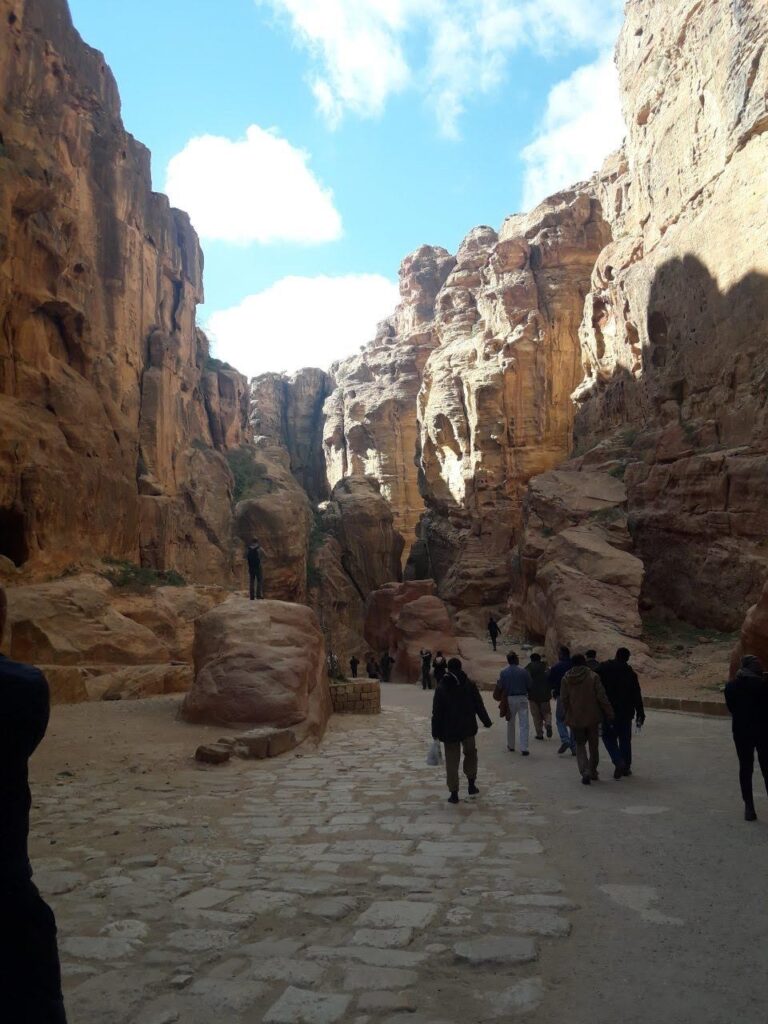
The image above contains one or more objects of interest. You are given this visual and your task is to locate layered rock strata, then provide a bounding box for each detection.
[0,0,249,584]
[570,0,768,630]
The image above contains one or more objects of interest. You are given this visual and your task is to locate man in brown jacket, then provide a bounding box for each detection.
[561,653,614,785]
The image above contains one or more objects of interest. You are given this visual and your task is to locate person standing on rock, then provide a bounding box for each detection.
[487,616,500,651]
[380,651,393,683]
[432,657,492,803]
[246,538,264,600]
[349,655,360,678]
[525,653,552,740]
[0,586,68,1023]
[433,650,448,686]
[724,655,768,821]
[598,648,645,779]
[494,652,533,755]
[420,648,433,690]
[548,646,575,755]
[561,653,614,785]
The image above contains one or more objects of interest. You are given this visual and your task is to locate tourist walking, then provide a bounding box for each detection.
[0,587,68,1023]
[525,653,552,740]
[366,656,380,679]
[598,648,645,779]
[380,651,393,682]
[561,653,614,785]
[494,652,532,755]
[585,650,599,671]
[433,651,448,685]
[724,655,768,821]
[420,648,433,690]
[487,616,500,651]
[246,538,264,600]
[548,646,575,754]
[432,657,492,803]
[349,655,359,679]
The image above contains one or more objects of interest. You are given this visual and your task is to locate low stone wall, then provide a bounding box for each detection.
[644,695,728,717]
[330,680,381,714]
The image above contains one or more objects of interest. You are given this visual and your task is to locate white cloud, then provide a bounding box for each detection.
[258,0,624,138]
[205,274,400,377]
[520,51,626,210]
[164,125,342,245]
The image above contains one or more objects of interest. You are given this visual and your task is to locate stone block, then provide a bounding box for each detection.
[195,744,231,765]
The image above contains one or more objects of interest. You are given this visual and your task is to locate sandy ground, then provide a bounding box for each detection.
[27,687,768,1024]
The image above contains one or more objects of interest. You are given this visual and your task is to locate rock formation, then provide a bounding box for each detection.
[0,0,249,585]
[731,580,768,676]
[568,0,768,631]
[182,596,331,742]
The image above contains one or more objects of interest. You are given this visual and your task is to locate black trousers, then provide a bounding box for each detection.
[0,879,67,1023]
[248,568,264,600]
[733,732,768,805]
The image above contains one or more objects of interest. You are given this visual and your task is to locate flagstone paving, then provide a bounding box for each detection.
[31,703,574,1023]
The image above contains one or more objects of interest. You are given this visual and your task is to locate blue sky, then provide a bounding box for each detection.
[68,0,625,376]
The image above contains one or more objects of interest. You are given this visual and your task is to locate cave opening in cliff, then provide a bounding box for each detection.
[0,506,29,567]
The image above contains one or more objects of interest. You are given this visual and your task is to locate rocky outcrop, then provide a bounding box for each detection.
[251,369,331,501]
[731,579,768,676]
[323,246,455,554]
[0,0,249,584]
[364,580,457,683]
[571,0,768,630]
[181,597,331,742]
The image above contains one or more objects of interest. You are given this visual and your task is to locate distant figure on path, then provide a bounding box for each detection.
[494,652,532,755]
[548,646,575,755]
[420,648,433,690]
[349,655,360,678]
[366,656,380,679]
[0,586,68,1023]
[380,651,393,682]
[246,538,264,600]
[598,648,645,779]
[488,616,500,651]
[433,650,448,685]
[585,650,600,671]
[724,655,768,821]
[432,657,492,803]
[525,653,552,740]
[561,653,614,785]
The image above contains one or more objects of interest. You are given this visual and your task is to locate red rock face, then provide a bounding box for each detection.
[0,0,249,583]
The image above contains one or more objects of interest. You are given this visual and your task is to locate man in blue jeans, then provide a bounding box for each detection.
[598,648,645,779]
[548,645,575,755]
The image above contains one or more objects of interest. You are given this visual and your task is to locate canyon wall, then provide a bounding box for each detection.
[0,0,249,584]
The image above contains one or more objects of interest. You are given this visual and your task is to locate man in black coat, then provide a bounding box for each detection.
[246,538,264,600]
[432,657,492,803]
[0,586,68,1023]
[598,647,645,779]
[725,655,768,821]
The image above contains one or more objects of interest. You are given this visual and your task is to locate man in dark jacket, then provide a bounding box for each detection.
[487,616,500,651]
[380,651,393,682]
[349,655,360,678]
[525,653,552,740]
[0,586,68,1023]
[561,653,614,785]
[585,650,600,671]
[432,657,492,803]
[724,655,768,821]
[420,649,433,690]
[246,538,264,600]
[548,646,575,754]
[598,648,645,779]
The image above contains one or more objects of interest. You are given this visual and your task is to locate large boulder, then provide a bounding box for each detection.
[364,580,457,684]
[731,579,768,676]
[181,597,331,741]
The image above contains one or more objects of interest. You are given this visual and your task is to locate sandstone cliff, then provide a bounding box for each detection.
[0,0,249,584]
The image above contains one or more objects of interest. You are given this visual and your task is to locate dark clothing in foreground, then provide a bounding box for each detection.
[525,660,550,703]
[598,659,645,723]
[421,651,433,689]
[547,657,572,698]
[366,661,380,680]
[488,619,499,650]
[725,667,768,806]
[602,719,634,769]
[350,657,359,678]
[432,671,492,744]
[445,736,477,792]
[433,656,447,683]
[0,654,67,1022]
[380,653,393,682]
[247,546,264,600]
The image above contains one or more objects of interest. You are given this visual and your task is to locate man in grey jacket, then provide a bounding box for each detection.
[495,652,533,755]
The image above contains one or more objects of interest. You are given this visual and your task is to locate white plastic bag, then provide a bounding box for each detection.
[426,739,443,766]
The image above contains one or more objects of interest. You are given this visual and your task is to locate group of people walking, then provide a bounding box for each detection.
[431,643,647,800]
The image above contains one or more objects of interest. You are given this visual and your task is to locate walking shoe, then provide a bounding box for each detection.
[570,748,577,756]
[468,780,479,795]
[557,742,569,754]
[522,751,530,757]
[623,766,632,776]
[546,725,553,738]
[448,791,459,804]
[507,747,515,752]
[613,761,625,780]
[745,802,757,821]
[535,735,544,741]
[590,770,599,781]
[581,773,591,785]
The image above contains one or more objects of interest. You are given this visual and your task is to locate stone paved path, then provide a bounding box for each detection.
[32,703,574,1024]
